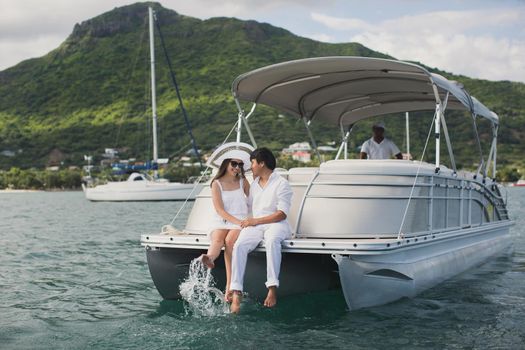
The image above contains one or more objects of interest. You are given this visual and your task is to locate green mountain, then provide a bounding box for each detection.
[0,2,524,171]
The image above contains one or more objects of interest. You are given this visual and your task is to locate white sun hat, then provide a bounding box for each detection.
[206,142,254,171]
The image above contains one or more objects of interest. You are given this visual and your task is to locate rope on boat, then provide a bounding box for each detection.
[155,14,203,169]
[397,114,436,240]
[167,120,240,227]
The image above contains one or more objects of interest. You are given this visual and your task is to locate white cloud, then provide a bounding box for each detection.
[175,0,334,17]
[1,0,524,83]
[0,0,139,69]
[311,8,525,82]
[311,12,372,31]
[0,0,334,70]
[0,35,65,68]
[305,33,336,42]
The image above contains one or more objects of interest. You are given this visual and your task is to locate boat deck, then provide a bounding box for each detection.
[141,220,513,255]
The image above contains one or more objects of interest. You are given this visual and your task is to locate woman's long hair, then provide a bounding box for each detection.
[210,158,245,187]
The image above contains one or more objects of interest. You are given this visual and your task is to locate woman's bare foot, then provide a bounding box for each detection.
[224,290,233,303]
[199,254,215,269]
[263,286,277,308]
[230,291,242,314]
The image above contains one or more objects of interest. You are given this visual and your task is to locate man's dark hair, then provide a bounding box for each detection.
[250,147,276,170]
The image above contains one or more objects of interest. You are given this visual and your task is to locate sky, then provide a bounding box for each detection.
[1,0,524,82]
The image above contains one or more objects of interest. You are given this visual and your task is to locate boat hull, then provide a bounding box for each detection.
[143,221,513,309]
[334,223,513,310]
[145,246,340,300]
[83,183,203,201]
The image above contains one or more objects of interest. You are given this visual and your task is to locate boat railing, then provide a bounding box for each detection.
[185,167,509,240]
[293,170,509,239]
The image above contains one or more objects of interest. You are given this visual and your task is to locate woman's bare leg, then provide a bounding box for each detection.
[201,229,228,268]
[224,229,241,301]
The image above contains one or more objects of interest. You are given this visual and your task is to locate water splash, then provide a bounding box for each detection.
[179,258,229,316]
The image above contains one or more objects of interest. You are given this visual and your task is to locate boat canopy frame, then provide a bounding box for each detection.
[231,57,499,179]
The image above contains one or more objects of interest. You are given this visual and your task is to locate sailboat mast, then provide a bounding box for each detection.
[148,7,159,168]
[405,112,410,158]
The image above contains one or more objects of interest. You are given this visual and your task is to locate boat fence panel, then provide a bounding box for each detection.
[462,197,469,226]
[180,163,507,239]
[292,169,507,239]
[288,185,308,233]
[400,198,429,234]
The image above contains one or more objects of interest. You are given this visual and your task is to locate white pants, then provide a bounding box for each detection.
[230,222,291,292]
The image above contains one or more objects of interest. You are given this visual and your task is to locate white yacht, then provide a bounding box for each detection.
[83,7,203,202]
[82,173,203,201]
[141,57,514,310]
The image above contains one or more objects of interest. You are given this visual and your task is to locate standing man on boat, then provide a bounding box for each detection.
[360,122,403,160]
[229,148,293,314]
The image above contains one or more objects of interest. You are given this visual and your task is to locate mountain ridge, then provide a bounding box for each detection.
[0,2,523,171]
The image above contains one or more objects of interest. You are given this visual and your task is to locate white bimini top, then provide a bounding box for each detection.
[361,137,401,160]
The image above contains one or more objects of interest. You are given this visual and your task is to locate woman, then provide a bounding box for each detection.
[200,152,250,301]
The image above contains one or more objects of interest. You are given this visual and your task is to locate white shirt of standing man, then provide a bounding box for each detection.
[361,137,401,159]
[360,122,402,160]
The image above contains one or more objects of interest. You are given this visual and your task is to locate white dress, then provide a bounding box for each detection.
[208,178,249,237]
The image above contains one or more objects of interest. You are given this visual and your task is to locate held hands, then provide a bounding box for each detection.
[240,217,258,228]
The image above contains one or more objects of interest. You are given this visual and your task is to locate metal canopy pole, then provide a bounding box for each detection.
[434,103,441,172]
[471,113,485,180]
[344,138,348,159]
[244,103,257,120]
[335,124,353,160]
[485,139,496,178]
[485,124,498,179]
[234,99,243,143]
[234,99,257,147]
[303,118,321,162]
[241,116,257,148]
[431,83,442,173]
[405,112,410,157]
[438,93,457,174]
[493,125,498,179]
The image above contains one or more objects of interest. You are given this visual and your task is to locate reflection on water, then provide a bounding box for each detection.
[0,189,524,349]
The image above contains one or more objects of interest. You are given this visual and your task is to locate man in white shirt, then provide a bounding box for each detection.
[230,148,293,314]
[360,122,403,160]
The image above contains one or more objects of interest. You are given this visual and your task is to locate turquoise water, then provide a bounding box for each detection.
[1,189,524,349]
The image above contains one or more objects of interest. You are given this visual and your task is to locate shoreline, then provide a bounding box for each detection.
[0,189,82,193]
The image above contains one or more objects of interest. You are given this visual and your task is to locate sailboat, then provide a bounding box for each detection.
[83,7,204,201]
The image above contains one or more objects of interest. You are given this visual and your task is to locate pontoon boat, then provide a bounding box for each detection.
[141,57,513,310]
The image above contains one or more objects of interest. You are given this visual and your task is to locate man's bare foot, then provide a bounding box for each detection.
[230,291,242,314]
[224,290,233,303]
[263,287,277,308]
[199,254,215,269]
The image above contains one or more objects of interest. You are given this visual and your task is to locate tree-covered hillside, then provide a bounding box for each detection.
[0,2,523,172]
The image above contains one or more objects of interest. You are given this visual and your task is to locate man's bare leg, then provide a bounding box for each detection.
[263,286,277,308]
[230,291,242,314]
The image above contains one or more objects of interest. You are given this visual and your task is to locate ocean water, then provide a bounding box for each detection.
[0,188,524,349]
